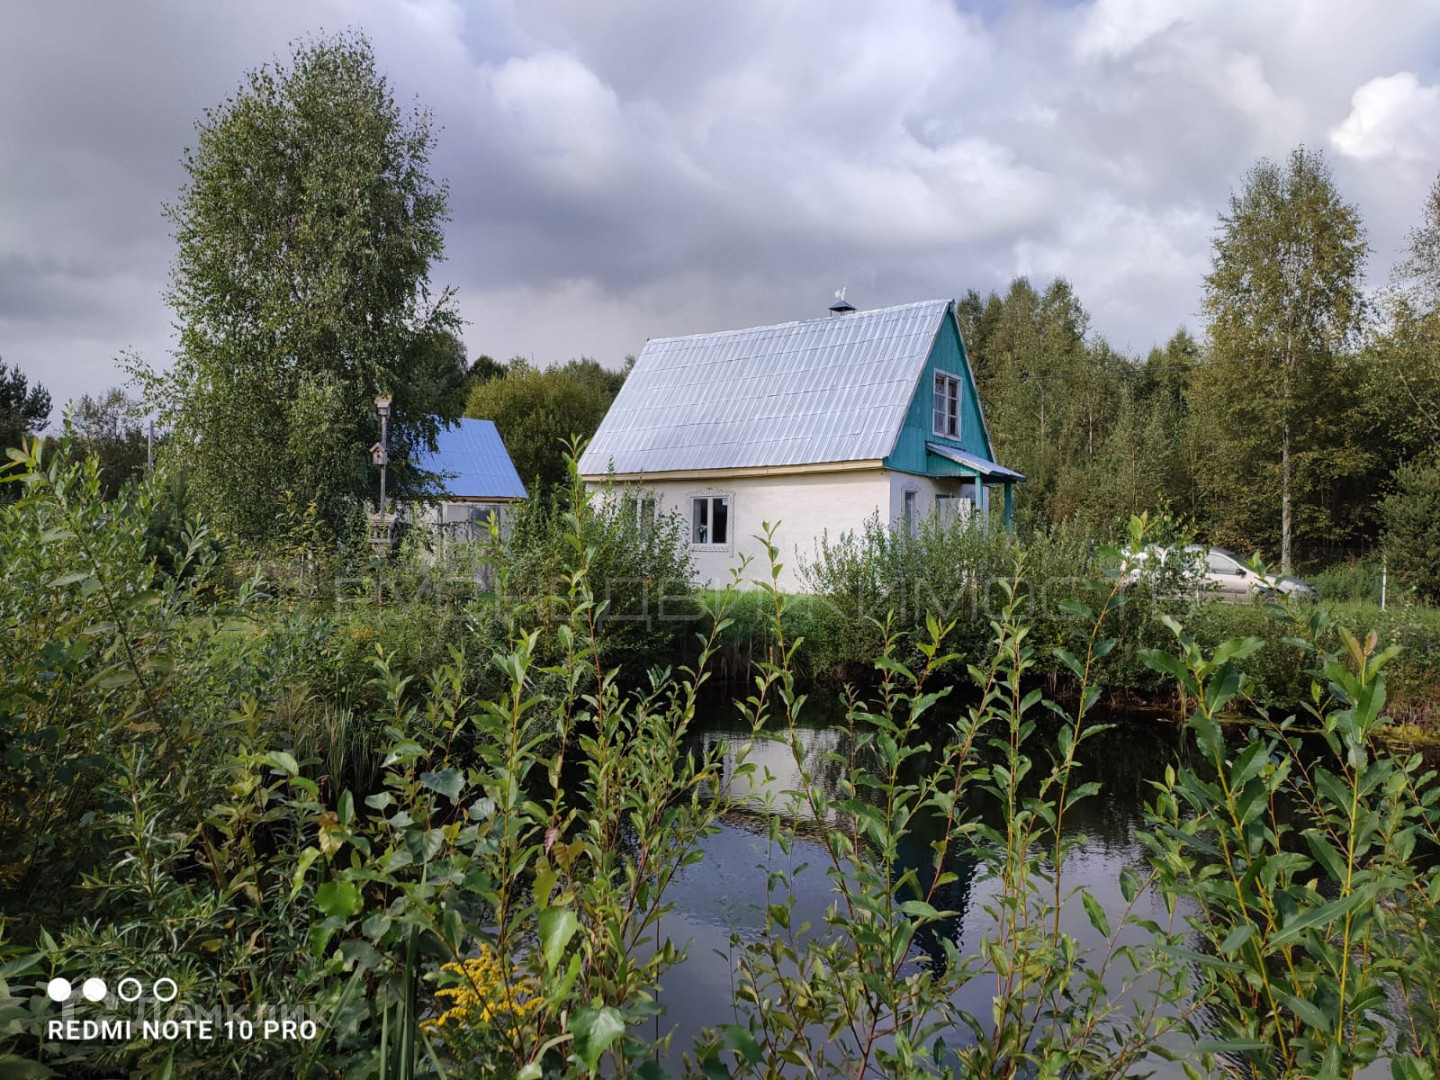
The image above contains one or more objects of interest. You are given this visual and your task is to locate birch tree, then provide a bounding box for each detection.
[157,33,465,542]
[1195,147,1367,570]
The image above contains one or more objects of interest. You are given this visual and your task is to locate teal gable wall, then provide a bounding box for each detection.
[883,305,993,476]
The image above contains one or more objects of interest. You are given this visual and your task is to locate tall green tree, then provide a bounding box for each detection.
[960,277,1136,527]
[1361,172,1440,488]
[465,358,627,495]
[1396,171,1440,309]
[0,361,51,455]
[65,388,150,499]
[1193,147,1368,569]
[1053,328,1204,531]
[1382,450,1440,601]
[155,32,464,542]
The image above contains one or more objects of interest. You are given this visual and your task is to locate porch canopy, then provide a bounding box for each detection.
[925,442,1025,528]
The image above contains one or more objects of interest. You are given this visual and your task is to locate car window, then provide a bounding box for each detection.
[1206,550,1240,574]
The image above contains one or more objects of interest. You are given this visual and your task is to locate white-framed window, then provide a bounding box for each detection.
[691,494,730,546]
[933,371,961,438]
[620,492,657,534]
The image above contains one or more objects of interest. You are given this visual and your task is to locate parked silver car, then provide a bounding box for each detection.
[1122,543,1316,602]
[1193,545,1316,602]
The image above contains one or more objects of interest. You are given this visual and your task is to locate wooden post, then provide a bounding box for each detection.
[1003,483,1014,533]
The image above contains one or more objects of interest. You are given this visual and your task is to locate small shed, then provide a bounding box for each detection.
[411,418,526,541]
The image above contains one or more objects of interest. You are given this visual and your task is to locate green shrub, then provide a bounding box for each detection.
[495,450,696,680]
[1310,553,1384,605]
[1384,450,1440,601]
[7,442,1440,1080]
[797,510,1200,696]
[0,443,224,920]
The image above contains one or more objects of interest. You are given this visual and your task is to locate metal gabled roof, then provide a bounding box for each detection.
[577,299,951,476]
[925,441,1025,482]
[414,418,526,500]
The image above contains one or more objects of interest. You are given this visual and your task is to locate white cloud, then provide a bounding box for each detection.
[1331,71,1440,162]
[1075,0,1203,60]
[485,51,626,184]
[6,0,1440,412]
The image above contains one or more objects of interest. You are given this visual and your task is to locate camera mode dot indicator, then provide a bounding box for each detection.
[81,978,107,1002]
[46,978,72,1003]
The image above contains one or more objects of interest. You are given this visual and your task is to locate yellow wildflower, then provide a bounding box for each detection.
[425,945,542,1038]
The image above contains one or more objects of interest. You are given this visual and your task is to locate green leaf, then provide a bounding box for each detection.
[1119,866,1141,905]
[1391,1055,1436,1080]
[93,668,137,690]
[288,846,321,900]
[1081,891,1110,937]
[1278,992,1331,1032]
[0,1053,55,1079]
[266,751,299,777]
[1230,740,1269,791]
[1270,888,1373,947]
[572,1004,625,1071]
[1218,923,1255,957]
[898,900,941,920]
[315,880,363,918]
[1204,663,1243,715]
[420,768,463,801]
[1194,1038,1268,1054]
[1141,649,1188,680]
[723,1024,763,1064]
[540,907,578,970]
[442,907,465,952]
[1302,829,1348,883]
[1053,647,1086,680]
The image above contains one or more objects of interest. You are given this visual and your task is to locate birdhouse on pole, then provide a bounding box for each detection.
[370,442,388,466]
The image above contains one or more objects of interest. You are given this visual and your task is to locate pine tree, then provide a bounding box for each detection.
[0,361,51,455]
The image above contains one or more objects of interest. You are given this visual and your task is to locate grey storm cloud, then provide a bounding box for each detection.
[4,0,1440,415]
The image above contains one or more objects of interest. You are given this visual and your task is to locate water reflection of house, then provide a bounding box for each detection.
[699,727,852,828]
[691,725,976,973]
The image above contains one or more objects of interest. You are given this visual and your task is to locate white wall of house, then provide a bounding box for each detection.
[887,472,976,532]
[600,469,894,592]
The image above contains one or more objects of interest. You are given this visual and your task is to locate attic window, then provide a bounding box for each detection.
[692,496,729,546]
[933,372,960,438]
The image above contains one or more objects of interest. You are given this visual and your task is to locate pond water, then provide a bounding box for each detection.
[641,693,1408,1076]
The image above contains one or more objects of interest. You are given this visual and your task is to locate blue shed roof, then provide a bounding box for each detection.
[578,300,953,476]
[415,419,526,500]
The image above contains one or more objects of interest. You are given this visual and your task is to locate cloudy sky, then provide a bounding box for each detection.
[5,0,1440,417]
